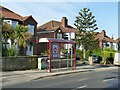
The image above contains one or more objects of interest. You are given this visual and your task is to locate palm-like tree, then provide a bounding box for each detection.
[2,22,14,49]
[14,25,32,55]
[1,14,32,56]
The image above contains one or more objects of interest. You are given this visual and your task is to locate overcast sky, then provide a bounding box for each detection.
[1,0,119,39]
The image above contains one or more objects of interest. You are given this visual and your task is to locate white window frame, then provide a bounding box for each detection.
[3,20,12,25]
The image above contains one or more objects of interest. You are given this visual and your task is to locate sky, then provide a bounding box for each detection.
[0,0,119,39]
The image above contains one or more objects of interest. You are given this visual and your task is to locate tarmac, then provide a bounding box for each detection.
[1,64,118,87]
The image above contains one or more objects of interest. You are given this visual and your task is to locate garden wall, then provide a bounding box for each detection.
[2,56,75,71]
[2,56,40,71]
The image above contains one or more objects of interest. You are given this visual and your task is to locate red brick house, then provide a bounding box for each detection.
[36,17,117,54]
[36,17,77,55]
[0,5,38,55]
[96,30,117,50]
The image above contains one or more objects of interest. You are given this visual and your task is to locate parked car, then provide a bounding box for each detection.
[76,56,80,60]
[90,54,101,63]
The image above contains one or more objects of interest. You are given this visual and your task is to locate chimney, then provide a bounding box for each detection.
[61,17,68,27]
[101,30,106,37]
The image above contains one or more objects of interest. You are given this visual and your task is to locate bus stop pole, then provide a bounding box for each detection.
[48,41,52,73]
[74,43,76,70]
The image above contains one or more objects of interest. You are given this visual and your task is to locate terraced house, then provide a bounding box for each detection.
[0,5,38,55]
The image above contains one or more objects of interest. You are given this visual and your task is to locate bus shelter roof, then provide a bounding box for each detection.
[39,38,76,44]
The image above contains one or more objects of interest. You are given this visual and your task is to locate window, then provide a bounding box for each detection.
[57,33,62,39]
[70,32,75,39]
[64,34,68,40]
[26,43,33,56]
[28,25,34,35]
[12,21,18,28]
[29,45,32,51]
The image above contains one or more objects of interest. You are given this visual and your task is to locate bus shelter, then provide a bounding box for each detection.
[39,38,76,73]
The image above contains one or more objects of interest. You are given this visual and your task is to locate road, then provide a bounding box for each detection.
[2,67,119,89]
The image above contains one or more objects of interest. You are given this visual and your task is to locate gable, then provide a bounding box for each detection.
[23,16,37,25]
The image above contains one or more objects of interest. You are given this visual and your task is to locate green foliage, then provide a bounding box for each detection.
[86,50,92,58]
[92,49,102,57]
[2,46,18,56]
[91,48,116,64]
[1,14,32,56]
[102,48,116,64]
[7,46,18,56]
[74,8,99,59]
[61,49,67,54]
[14,25,32,48]
[76,49,83,59]
[2,47,8,56]
[103,50,115,64]
[104,48,116,52]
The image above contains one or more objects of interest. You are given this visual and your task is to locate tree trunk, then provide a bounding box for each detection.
[104,58,107,65]
[19,46,25,56]
[4,39,7,49]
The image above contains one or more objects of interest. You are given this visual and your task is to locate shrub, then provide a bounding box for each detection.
[2,46,18,57]
[92,49,102,57]
[2,47,8,56]
[103,50,115,64]
[7,46,18,56]
[76,49,83,59]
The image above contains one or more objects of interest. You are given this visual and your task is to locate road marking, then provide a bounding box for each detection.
[103,78,115,82]
[71,85,87,90]
[77,85,87,88]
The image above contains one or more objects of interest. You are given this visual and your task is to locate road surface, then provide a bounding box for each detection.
[2,67,119,89]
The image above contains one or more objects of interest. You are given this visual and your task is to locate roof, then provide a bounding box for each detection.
[116,38,120,43]
[37,20,77,33]
[0,5,37,23]
[96,31,116,43]
[39,38,76,44]
[0,5,23,21]
[23,15,38,23]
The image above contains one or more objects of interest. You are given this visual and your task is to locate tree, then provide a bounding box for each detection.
[74,8,99,59]
[1,16,14,49]
[14,25,32,55]
[1,14,32,56]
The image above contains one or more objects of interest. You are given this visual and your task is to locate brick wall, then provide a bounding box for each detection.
[37,32,54,38]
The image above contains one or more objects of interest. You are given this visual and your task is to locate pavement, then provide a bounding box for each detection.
[1,64,119,86]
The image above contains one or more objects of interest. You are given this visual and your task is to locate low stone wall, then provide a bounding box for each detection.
[2,56,40,71]
[2,56,75,71]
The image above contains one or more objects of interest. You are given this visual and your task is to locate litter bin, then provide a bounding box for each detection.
[89,56,93,65]
[38,57,48,70]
